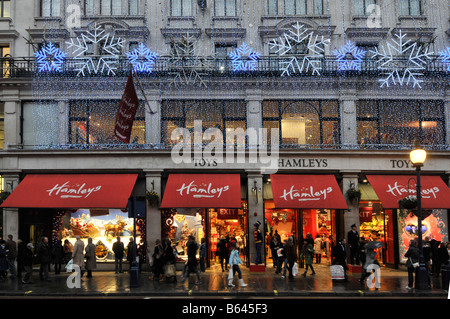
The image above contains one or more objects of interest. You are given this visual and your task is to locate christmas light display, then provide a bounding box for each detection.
[332,41,366,71]
[66,24,124,76]
[369,31,434,88]
[34,42,66,73]
[268,22,330,76]
[228,42,261,72]
[127,43,158,73]
[438,47,450,71]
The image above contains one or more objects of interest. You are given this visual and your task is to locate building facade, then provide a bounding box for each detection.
[0,0,449,270]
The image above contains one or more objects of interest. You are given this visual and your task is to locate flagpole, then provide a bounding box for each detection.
[129,63,154,114]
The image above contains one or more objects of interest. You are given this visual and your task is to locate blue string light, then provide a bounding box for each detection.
[127,43,158,73]
[229,42,260,72]
[332,41,366,71]
[439,47,450,71]
[34,42,66,73]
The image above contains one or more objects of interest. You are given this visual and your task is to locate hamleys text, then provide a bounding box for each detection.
[280,185,333,201]
[46,181,102,199]
[176,181,229,198]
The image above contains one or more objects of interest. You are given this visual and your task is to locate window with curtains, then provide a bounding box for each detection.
[215,0,236,16]
[41,0,60,17]
[171,0,192,16]
[84,0,95,15]
[284,0,306,15]
[262,100,340,148]
[313,0,323,15]
[0,0,10,17]
[161,100,246,147]
[101,0,122,15]
[352,0,376,16]
[69,100,145,146]
[267,0,277,15]
[399,0,422,16]
[0,45,10,78]
[356,100,445,148]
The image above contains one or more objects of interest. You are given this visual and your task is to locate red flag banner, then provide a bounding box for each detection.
[114,71,139,143]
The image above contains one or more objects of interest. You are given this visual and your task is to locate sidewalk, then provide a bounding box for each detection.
[0,263,448,298]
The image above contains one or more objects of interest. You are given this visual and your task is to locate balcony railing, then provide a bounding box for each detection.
[1,55,448,79]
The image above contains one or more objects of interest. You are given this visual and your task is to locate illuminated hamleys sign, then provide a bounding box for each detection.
[386,182,440,199]
[46,181,102,199]
[279,185,333,202]
[176,181,230,199]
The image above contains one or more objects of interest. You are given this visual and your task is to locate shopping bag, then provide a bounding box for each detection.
[228,268,233,280]
[65,259,74,273]
[330,265,345,280]
[292,262,298,276]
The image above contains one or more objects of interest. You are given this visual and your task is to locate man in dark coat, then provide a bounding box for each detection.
[37,237,51,281]
[284,236,297,282]
[181,235,201,284]
[112,237,125,273]
[331,238,348,281]
[347,224,360,265]
[5,235,17,278]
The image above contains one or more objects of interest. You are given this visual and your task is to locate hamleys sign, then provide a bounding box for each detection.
[46,181,102,199]
[161,174,241,208]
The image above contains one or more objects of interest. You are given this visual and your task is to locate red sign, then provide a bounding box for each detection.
[0,174,138,209]
[270,174,348,209]
[367,175,450,209]
[114,70,140,143]
[217,209,239,219]
[160,174,241,208]
[359,209,372,222]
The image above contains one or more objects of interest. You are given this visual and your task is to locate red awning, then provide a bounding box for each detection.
[0,174,138,209]
[367,175,450,209]
[270,174,348,209]
[160,174,241,208]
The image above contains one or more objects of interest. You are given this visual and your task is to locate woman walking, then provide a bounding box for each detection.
[84,238,97,278]
[301,241,316,276]
[404,239,419,289]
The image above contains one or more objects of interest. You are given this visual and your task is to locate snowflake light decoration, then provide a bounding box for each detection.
[268,22,330,76]
[168,35,213,88]
[438,47,450,71]
[369,31,433,88]
[127,43,158,73]
[228,42,261,72]
[66,24,124,76]
[34,42,66,73]
[332,41,366,71]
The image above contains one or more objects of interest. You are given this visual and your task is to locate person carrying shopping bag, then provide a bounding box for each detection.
[228,241,247,287]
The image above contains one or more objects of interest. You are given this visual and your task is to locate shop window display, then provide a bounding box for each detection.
[397,209,448,264]
[56,209,144,262]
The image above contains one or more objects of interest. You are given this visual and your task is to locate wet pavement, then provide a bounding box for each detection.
[0,263,448,299]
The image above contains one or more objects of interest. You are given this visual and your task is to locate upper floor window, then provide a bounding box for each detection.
[101,0,121,15]
[400,0,421,16]
[171,0,192,16]
[284,0,306,15]
[267,0,277,15]
[352,0,376,16]
[0,0,10,17]
[313,0,323,15]
[41,0,60,17]
[129,0,139,15]
[0,45,10,78]
[84,0,95,15]
[215,0,236,17]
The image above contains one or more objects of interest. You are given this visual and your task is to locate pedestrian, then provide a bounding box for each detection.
[5,234,17,278]
[72,235,85,277]
[404,239,419,290]
[301,240,316,276]
[359,243,380,286]
[151,239,164,280]
[358,236,367,269]
[37,237,51,281]
[52,239,64,275]
[127,237,137,271]
[217,236,229,272]
[314,234,322,264]
[284,236,297,282]
[138,238,147,271]
[63,239,73,264]
[280,240,288,278]
[181,235,201,284]
[163,238,177,283]
[270,236,281,269]
[199,238,207,272]
[16,239,26,279]
[112,237,124,273]
[331,238,348,281]
[21,243,35,284]
[347,224,360,265]
[254,221,263,265]
[84,237,97,278]
[227,241,247,287]
[0,240,8,281]
[435,241,449,277]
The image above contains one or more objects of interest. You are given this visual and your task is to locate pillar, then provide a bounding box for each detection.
[144,170,163,254]
[3,93,21,149]
[246,171,265,270]
[57,100,69,145]
[339,92,358,148]
[445,94,450,146]
[145,90,161,146]
[1,172,20,241]
[341,171,361,237]
[246,89,262,148]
